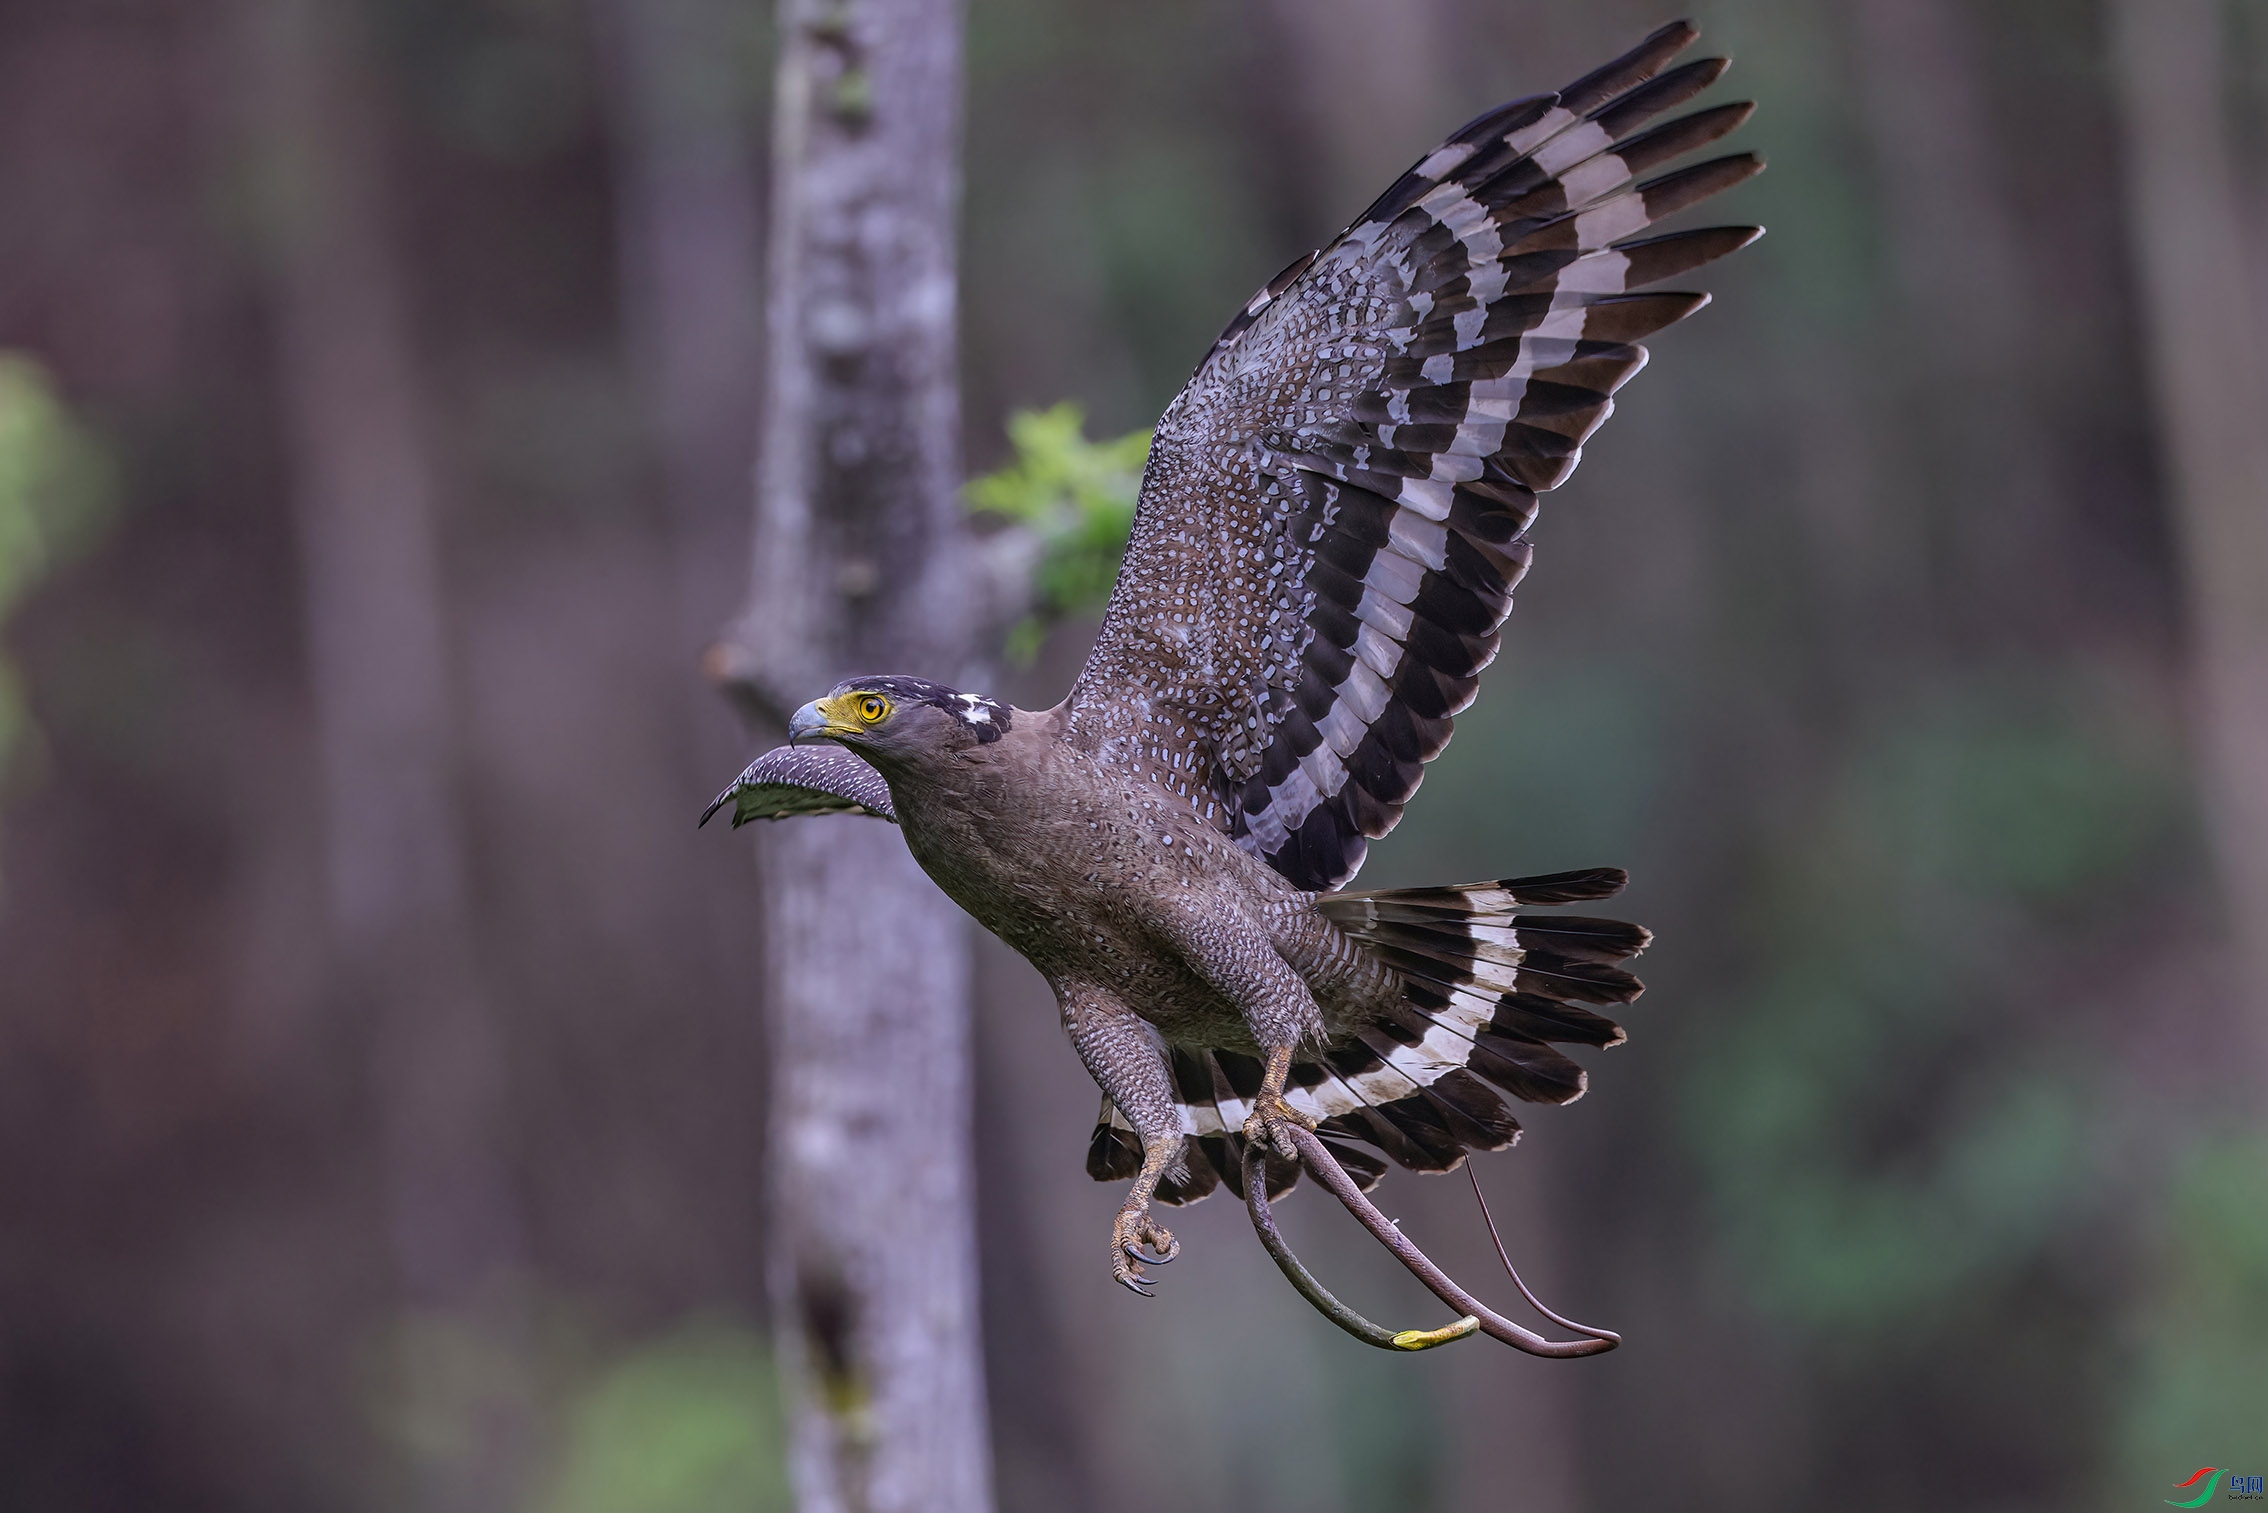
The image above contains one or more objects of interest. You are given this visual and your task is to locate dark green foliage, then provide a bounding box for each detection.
[542,1322,790,1513]
[2115,1135,2268,1493]
[1684,679,2188,1341]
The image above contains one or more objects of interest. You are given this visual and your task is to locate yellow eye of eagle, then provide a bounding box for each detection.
[855,694,889,723]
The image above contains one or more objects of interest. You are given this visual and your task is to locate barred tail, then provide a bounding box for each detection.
[1084,867,1648,1205]
[1310,866,1646,1179]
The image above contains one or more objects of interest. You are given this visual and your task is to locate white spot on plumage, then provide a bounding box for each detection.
[1413,140,1477,179]
[1573,187,1653,246]
[1360,549,1424,607]
[1553,249,1633,294]
[1350,589,1414,643]
[1386,511,1449,570]
[1336,660,1393,724]
[1530,119,1616,176]
[1350,622,1401,680]
[1382,1022,1472,1081]
[1316,701,1370,758]
[1558,150,1632,209]
[1299,742,1348,798]
[1503,104,1579,158]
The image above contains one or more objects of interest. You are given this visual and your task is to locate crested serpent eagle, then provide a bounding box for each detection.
[706,22,1760,1295]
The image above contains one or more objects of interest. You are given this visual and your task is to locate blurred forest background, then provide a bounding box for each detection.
[2,0,2266,1509]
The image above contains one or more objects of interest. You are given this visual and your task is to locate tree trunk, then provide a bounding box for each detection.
[715,2,996,1510]
[249,1,529,1505]
[2109,0,2268,1050]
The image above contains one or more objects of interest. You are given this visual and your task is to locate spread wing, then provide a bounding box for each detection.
[1058,21,1759,891]
[699,744,897,827]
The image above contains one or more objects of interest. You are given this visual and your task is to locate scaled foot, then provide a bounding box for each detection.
[1111,1198,1179,1297]
[1243,1089,1315,1162]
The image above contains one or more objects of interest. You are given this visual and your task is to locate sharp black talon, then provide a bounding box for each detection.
[1130,1242,1175,1266]
[1117,1273,1155,1297]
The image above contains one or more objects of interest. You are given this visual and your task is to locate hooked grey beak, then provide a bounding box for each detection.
[787,700,832,745]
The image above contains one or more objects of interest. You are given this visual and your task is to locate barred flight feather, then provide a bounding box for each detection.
[1083,868,1651,1199]
[1061,21,1760,891]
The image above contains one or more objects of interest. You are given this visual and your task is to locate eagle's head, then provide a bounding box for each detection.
[788,676,1012,772]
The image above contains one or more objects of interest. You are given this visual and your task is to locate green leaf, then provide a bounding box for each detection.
[0,353,115,885]
[0,352,113,622]
[965,402,1147,657]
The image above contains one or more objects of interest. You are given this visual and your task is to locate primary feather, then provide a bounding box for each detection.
[1061,20,1760,890]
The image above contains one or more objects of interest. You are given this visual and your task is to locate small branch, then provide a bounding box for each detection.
[1247,1128,1620,1358]
[963,520,1044,643]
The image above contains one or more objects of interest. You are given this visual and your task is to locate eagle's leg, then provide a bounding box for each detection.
[1110,1139,1184,1296]
[1242,1043,1314,1160]
[1058,980,1186,1295]
[1155,903,1325,1163]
